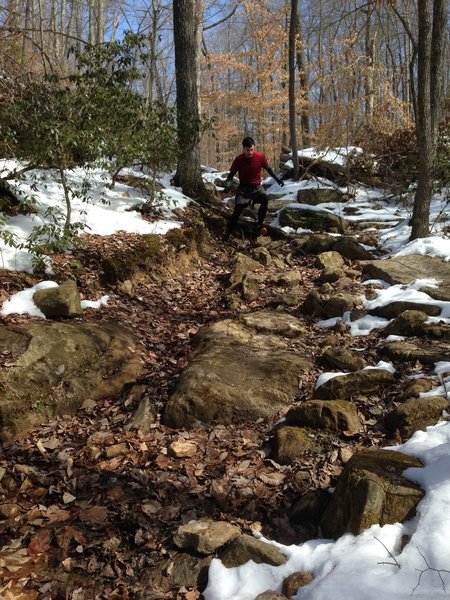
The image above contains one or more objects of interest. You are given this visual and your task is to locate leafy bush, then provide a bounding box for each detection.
[0,33,178,260]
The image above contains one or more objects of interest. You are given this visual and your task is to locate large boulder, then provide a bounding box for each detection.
[278,206,349,234]
[0,322,144,439]
[162,312,313,428]
[321,449,424,539]
[296,187,345,205]
[361,255,450,301]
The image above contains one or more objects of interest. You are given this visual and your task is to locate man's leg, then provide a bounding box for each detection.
[224,202,246,239]
[252,190,268,228]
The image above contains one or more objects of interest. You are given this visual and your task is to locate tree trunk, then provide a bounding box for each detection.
[288,0,299,179]
[410,0,446,240]
[364,6,376,122]
[172,0,207,198]
[296,5,309,143]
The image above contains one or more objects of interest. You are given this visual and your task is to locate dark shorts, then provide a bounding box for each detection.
[235,184,267,206]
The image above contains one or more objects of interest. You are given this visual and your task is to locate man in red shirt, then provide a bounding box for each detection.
[223,137,284,239]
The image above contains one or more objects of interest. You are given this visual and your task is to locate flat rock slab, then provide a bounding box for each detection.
[381,339,450,365]
[361,255,450,301]
[162,312,313,428]
[0,322,144,439]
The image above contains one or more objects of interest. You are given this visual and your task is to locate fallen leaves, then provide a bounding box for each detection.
[27,529,52,557]
[0,227,396,598]
[78,505,109,524]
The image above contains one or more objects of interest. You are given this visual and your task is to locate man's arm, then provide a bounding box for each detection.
[223,158,238,191]
[265,166,284,187]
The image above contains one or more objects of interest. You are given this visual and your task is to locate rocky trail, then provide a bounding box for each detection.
[1,203,449,600]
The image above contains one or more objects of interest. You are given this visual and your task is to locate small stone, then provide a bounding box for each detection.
[269,270,302,286]
[254,592,288,600]
[105,443,127,458]
[241,275,260,302]
[220,534,287,568]
[128,397,157,433]
[62,557,73,572]
[89,446,101,460]
[316,250,344,270]
[255,236,272,248]
[272,426,312,465]
[80,399,97,411]
[282,571,314,597]
[0,503,22,519]
[168,440,198,458]
[174,519,241,554]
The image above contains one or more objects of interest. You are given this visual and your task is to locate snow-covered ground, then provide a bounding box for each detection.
[2,153,450,599]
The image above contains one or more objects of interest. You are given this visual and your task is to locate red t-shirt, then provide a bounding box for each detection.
[229,151,269,186]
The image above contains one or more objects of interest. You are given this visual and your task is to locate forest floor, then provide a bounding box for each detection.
[0,212,398,600]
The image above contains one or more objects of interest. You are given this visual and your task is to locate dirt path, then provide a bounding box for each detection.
[0,224,390,599]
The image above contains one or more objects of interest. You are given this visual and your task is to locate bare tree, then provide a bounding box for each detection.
[410,0,447,240]
[288,0,299,179]
[172,0,207,197]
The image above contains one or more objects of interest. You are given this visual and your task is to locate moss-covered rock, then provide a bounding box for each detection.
[397,378,433,401]
[383,310,429,337]
[317,267,343,283]
[0,322,144,439]
[269,270,302,286]
[297,188,344,205]
[165,227,185,247]
[381,339,450,365]
[100,234,161,285]
[279,206,349,234]
[32,280,82,319]
[272,426,312,464]
[385,396,448,439]
[241,274,260,302]
[322,293,357,318]
[313,368,395,400]
[162,312,312,428]
[321,347,367,372]
[286,400,361,433]
[229,252,261,286]
[301,290,358,319]
[321,449,424,539]
[251,246,272,266]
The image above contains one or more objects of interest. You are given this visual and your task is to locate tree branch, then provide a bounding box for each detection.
[203,1,242,31]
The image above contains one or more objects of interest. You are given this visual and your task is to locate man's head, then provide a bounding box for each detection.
[242,136,255,158]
